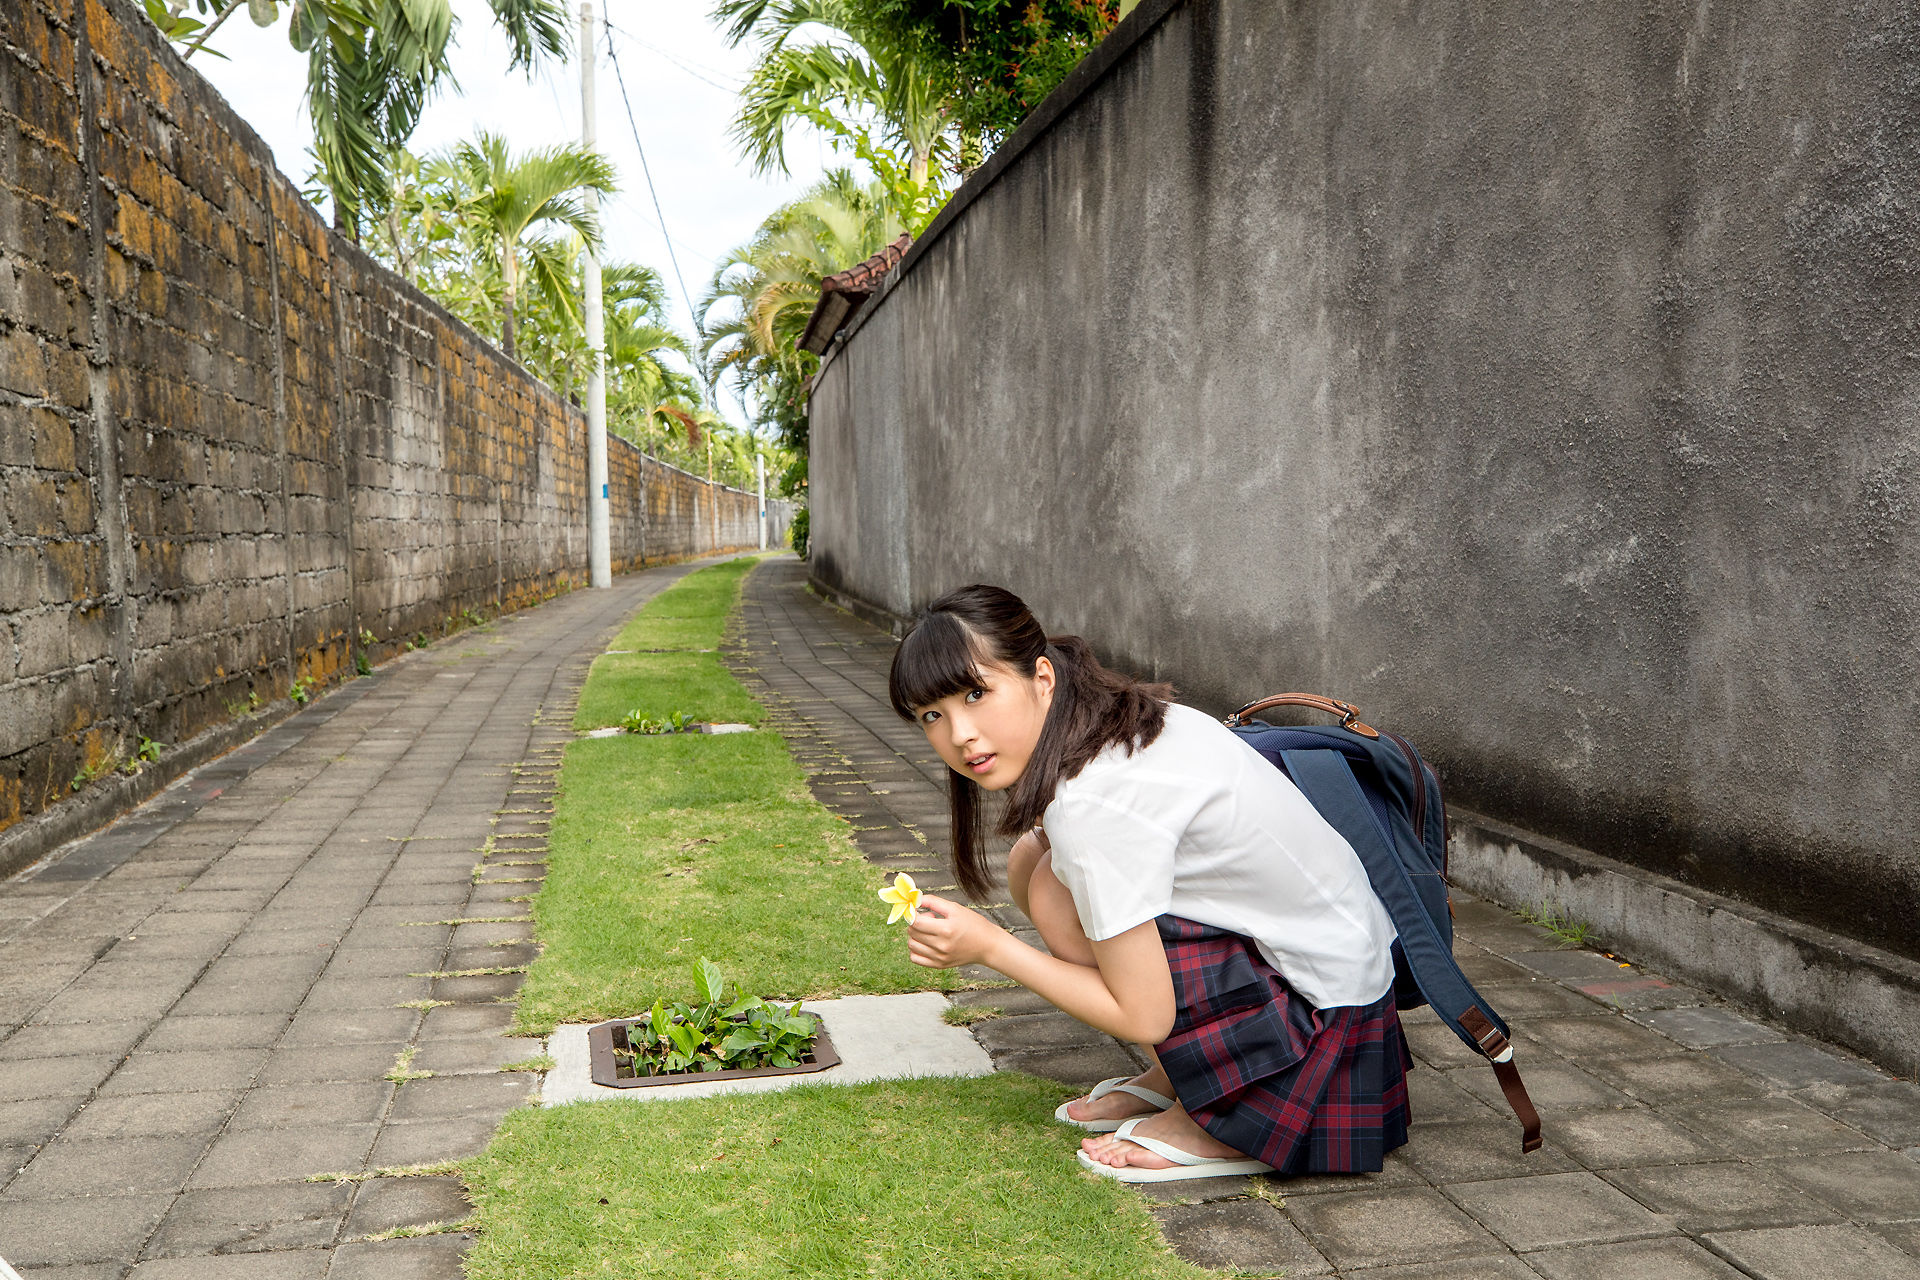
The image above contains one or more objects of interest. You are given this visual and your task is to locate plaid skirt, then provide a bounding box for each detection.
[1154,915,1411,1175]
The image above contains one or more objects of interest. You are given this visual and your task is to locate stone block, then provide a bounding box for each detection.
[1286,1186,1501,1270]
[1767,1150,1920,1221]
[0,1096,83,1147]
[1524,1236,1749,1279]
[1511,1014,1692,1061]
[0,1192,172,1266]
[100,1049,272,1095]
[367,1113,500,1165]
[1701,1224,1920,1280]
[1153,1199,1332,1275]
[385,1072,533,1123]
[1406,1066,1497,1123]
[1636,1006,1788,1048]
[1445,1170,1670,1251]
[1666,1097,1877,1157]
[187,1122,380,1189]
[144,1181,352,1257]
[0,1055,119,1102]
[327,1233,471,1280]
[3,1134,208,1198]
[342,1174,472,1238]
[1604,1053,1771,1107]
[1545,1104,1728,1168]
[1710,1040,1889,1089]
[1399,1116,1579,1184]
[1454,1057,1632,1113]
[61,1088,241,1141]
[1795,1080,1920,1147]
[1359,1258,1544,1280]
[228,1081,394,1130]
[1602,1160,1846,1232]
[126,1250,335,1278]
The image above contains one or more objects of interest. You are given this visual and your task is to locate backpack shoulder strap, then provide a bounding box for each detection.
[1282,748,1542,1153]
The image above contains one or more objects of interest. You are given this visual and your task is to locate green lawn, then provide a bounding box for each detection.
[462,1076,1210,1280]
[512,731,954,1034]
[608,554,760,652]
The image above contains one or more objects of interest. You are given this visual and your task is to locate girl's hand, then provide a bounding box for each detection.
[906,895,1005,970]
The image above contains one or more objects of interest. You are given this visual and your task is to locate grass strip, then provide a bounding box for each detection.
[462,1075,1209,1280]
[574,651,763,729]
[607,555,759,652]
[512,732,954,1033]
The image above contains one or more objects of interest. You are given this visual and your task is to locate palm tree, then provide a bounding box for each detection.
[701,170,904,451]
[438,133,616,362]
[716,0,956,194]
[152,0,568,238]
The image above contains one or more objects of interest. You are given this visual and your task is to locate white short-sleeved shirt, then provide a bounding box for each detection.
[1041,703,1396,1009]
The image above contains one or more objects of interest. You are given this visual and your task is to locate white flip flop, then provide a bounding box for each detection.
[1075,1116,1277,1183]
[1053,1076,1177,1133]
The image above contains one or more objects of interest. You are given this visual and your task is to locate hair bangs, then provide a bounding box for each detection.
[888,612,986,719]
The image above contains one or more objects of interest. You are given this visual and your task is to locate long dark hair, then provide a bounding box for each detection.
[888,584,1172,900]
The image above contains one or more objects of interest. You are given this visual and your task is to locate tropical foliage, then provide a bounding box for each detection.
[701,169,904,496]
[853,0,1134,142]
[147,0,567,238]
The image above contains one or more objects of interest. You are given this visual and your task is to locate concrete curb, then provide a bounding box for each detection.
[0,698,298,884]
[1449,807,1920,1080]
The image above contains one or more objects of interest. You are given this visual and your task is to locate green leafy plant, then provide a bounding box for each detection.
[116,736,165,776]
[289,675,317,706]
[70,750,121,791]
[619,709,697,736]
[614,959,819,1077]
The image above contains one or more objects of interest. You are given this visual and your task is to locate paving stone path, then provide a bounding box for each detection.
[0,559,705,1278]
[728,555,1920,1280]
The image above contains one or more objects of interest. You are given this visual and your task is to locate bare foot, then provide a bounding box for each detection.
[1061,1066,1175,1126]
[1079,1103,1246,1171]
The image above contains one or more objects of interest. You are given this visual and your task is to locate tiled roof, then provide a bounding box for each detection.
[797,233,913,354]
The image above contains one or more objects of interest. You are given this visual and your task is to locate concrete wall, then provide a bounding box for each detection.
[809,0,1920,962]
[0,0,789,842]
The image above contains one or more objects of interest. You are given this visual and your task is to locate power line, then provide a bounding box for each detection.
[603,20,739,94]
[602,24,701,333]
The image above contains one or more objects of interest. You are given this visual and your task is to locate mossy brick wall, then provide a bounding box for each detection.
[0,0,779,838]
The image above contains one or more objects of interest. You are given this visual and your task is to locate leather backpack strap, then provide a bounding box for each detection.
[1225,693,1380,739]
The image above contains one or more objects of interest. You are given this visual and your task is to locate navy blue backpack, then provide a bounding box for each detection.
[1225,693,1542,1152]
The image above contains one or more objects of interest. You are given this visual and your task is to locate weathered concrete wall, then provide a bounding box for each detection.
[0,0,787,842]
[810,0,1920,961]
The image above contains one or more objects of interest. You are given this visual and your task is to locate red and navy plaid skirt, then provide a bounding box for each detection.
[1155,915,1411,1175]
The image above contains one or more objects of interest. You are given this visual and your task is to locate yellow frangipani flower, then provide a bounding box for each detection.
[878,872,922,925]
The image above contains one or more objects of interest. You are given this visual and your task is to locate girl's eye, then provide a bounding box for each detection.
[965,688,984,703]
[918,709,940,725]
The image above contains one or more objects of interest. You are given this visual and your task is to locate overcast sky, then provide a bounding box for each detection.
[188,0,839,426]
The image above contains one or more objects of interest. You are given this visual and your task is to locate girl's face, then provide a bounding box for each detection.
[912,657,1055,791]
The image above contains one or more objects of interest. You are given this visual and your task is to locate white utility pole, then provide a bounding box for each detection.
[756,452,767,549]
[581,0,611,588]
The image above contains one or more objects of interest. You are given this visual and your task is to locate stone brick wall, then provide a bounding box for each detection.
[0,0,788,840]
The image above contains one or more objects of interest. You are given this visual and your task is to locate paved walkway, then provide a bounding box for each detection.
[729,556,1920,1280]
[0,559,704,1278]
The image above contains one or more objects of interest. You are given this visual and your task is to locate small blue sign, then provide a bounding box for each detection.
[602,484,609,498]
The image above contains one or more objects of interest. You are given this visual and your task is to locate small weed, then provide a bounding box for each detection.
[289,675,316,706]
[385,1045,434,1084]
[942,1004,1001,1027]
[355,650,372,677]
[409,916,533,927]
[397,998,454,1011]
[307,1160,462,1185]
[1518,900,1596,949]
[462,607,486,627]
[500,1054,556,1073]
[358,1218,475,1243]
[70,750,121,791]
[410,966,530,979]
